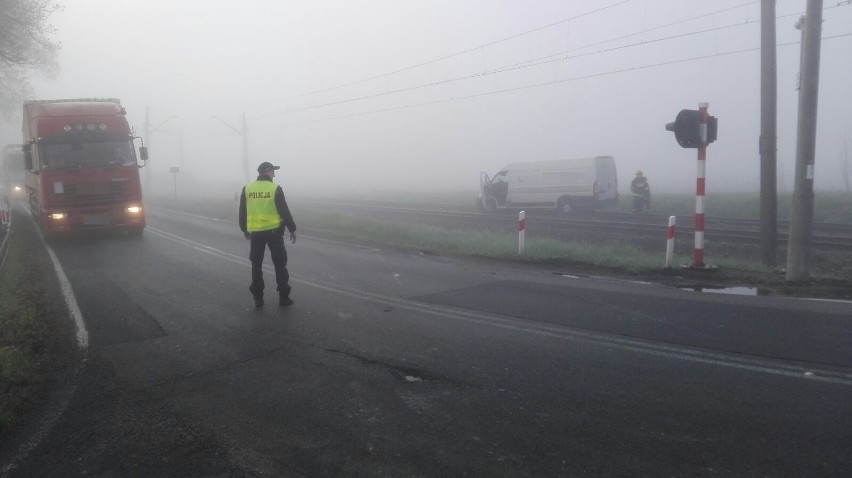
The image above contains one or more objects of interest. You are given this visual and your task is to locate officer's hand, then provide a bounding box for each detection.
[289,232,297,244]
[243,232,251,240]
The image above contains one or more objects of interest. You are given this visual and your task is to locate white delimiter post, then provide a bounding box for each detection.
[518,210,526,255]
[665,215,676,268]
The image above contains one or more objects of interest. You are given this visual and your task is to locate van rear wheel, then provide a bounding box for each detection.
[556,197,573,214]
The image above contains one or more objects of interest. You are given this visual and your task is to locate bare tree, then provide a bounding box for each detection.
[0,0,61,119]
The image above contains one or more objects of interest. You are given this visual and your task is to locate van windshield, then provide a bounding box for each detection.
[40,139,136,170]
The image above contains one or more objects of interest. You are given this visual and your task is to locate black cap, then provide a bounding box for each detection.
[257,162,280,174]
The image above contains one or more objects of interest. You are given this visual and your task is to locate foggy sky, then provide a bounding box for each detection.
[2,0,851,200]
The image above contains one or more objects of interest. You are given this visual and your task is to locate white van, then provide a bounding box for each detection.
[479,156,618,213]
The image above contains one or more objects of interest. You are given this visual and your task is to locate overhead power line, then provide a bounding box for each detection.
[213,1,762,117]
[233,0,631,112]
[209,0,848,123]
[248,14,771,121]
[249,32,852,132]
[241,1,765,119]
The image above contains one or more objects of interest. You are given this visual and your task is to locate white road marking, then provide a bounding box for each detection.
[28,210,89,350]
[44,246,88,349]
[146,226,852,387]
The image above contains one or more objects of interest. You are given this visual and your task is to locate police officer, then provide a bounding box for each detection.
[239,162,297,307]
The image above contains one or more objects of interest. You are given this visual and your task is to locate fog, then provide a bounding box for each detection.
[1,0,851,201]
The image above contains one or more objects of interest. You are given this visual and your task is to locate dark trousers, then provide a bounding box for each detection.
[248,228,290,299]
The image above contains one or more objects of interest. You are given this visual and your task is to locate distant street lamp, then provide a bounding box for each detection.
[153,115,178,133]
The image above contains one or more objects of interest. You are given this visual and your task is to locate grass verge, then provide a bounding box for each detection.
[174,197,848,279]
[296,207,830,276]
[298,208,694,270]
[0,214,75,439]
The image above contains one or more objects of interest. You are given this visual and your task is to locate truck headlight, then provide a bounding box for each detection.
[126,205,142,214]
[50,213,67,220]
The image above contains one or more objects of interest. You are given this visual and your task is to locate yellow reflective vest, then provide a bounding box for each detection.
[245,180,281,232]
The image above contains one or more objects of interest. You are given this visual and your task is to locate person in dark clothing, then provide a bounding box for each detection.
[631,170,651,214]
[239,161,297,307]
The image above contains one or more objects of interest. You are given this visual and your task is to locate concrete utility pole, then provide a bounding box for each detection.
[146,113,179,196]
[786,0,823,281]
[760,0,778,267]
[144,107,151,193]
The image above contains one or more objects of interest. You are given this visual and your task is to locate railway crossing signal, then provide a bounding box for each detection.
[666,109,718,148]
[666,103,718,269]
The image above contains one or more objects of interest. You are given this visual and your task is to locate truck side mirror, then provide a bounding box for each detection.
[139,146,149,162]
[24,150,33,170]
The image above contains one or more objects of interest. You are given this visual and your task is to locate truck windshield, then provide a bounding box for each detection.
[40,140,136,170]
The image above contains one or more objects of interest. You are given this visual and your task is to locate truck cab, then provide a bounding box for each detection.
[22,99,148,236]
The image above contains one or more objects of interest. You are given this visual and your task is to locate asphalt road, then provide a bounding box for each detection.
[3,205,852,477]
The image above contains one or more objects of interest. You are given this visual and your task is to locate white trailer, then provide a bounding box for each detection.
[479,156,618,213]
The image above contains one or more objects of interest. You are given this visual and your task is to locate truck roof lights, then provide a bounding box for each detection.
[63,123,108,133]
[24,98,121,105]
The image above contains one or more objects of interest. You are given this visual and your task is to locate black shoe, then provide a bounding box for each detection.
[254,297,264,308]
[279,297,294,307]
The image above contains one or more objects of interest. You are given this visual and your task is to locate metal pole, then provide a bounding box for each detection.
[786,0,823,281]
[179,129,185,171]
[144,106,150,193]
[518,210,526,255]
[760,0,778,266]
[242,113,250,184]
[692,102,709,268]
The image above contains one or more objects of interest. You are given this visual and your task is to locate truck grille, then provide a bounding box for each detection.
[54,181,134,207]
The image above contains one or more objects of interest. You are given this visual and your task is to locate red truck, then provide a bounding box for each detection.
[22,98,148,236]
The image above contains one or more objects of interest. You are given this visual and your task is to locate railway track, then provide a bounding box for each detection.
[295,198,852,250]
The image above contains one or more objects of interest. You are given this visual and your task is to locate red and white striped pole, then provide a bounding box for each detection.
[518,210,526,255]
[665,215,676,268]
[692,102,709,268]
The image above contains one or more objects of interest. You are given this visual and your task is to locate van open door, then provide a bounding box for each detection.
[478,171,494,212]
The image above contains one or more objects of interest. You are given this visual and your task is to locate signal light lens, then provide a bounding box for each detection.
[49,213,67,220]
[126,205,142,214]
